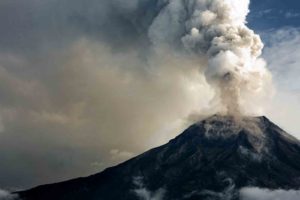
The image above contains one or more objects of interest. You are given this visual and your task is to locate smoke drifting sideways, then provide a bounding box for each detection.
[148,0,272,116]
[0,0,273,188]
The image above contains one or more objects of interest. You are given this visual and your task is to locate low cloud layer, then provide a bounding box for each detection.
[133,177,165,200]
[240,187,300,200]
[0,189,18,200]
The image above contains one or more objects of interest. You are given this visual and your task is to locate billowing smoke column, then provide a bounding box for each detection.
[149,0,271,116]
[181,0,269,115]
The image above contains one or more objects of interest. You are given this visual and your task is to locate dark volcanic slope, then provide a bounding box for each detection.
[18,116,300,200]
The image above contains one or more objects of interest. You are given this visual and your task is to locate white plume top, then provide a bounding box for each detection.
[149,0,272,116]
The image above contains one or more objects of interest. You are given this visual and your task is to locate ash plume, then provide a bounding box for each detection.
[148,0,272,116]
[183,0,270,115]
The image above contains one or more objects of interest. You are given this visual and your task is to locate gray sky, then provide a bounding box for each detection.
[0,0,299,190]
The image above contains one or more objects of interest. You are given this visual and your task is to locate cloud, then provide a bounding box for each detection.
[149,0,272,116]
[240,187,300,200]
[285,12,300,19]
[0,115,4,133]
[0,36,212,188]
[183,177,237,200]
[1,0,244,190]
[263,27,300,91]
[262,27,300,138]
[133,177,166,200]
[134,188,165,200]
[110,149,135,162]
[0,189,18,200]
[254,9,273,18]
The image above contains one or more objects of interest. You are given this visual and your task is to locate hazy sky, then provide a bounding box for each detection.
[0,0,300,190]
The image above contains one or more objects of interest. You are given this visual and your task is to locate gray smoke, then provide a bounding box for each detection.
[148,0,272,115]
[0,0,274,188]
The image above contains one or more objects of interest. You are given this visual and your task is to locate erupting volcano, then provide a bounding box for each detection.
[14,1,298,199]
[17,115,300,200]
[1,0,299,200]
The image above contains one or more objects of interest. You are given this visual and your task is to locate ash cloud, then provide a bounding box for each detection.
[0,0,273,189]
[148,0,272,115]
[0,38,208,188]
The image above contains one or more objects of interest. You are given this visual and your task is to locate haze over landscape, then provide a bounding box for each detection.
[0,1,300,198]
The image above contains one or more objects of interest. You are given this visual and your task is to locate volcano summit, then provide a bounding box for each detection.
[17,115,300,200]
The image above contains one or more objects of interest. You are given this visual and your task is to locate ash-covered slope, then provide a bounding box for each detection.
[17,116,300,200]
